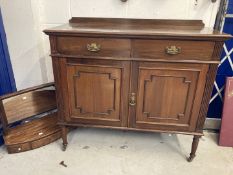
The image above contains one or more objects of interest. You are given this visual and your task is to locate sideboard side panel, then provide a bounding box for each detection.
[196,64,218,132]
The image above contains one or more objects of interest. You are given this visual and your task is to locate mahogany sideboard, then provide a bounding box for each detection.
[44,17,231,161]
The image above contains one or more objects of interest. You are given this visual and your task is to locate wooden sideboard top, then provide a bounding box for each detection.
[44,17,232,41]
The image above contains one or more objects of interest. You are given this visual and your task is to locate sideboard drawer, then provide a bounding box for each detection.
[132,39,215,60]
[57,37,131,58]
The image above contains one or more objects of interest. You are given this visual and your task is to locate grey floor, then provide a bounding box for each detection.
[0,128,232,175]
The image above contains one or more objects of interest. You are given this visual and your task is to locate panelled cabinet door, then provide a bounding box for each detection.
[65,59,130,127]
[130,62,209,132]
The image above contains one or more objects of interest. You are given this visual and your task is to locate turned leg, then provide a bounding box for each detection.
[187,135,201,162]
[61,126,68,151]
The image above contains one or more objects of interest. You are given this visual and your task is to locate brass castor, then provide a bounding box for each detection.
[62,143,67,151]
[187,155,195,162]
[61,126,68,151]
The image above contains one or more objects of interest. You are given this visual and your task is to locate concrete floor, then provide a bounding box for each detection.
[0,128,232,175]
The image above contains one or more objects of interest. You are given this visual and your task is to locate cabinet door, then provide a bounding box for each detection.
[130,62,208,132]
[65,59,130,127]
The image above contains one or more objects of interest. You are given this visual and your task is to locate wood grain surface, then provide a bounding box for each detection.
[44,18,231,159]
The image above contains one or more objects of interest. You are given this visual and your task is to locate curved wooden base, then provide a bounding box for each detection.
[4,113,61,154]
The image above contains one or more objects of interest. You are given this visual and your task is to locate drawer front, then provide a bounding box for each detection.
[6,142,31,153]
[31,131,61,149]
[57,37,131,57]
[132,39,215,60]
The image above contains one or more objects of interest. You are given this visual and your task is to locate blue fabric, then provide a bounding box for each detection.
[207,14,233,118]
[0,9,16,146]
[0,9,16,95]
[227,0,233,14]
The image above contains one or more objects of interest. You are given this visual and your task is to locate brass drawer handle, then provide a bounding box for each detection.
[87,43,101,52]
[165,46,181,55]
[129,93,136,106]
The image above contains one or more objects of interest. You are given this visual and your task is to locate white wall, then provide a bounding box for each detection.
[0,0,45,89]
[0,0,221,90]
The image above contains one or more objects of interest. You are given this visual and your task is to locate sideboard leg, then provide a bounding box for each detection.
[187,135,201,162]
[61,126,68,151]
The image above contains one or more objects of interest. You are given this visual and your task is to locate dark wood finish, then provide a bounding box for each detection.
[68,17,205,28]
[0,82,54,100]
[5,113,61,154]
[44,18,231,161]
[2,90,56,124]
[61,126,68,151]
[65,59,130,127]
[187,135,201,162]
[196,64,218,132]
[132,62,208,132]
[50,53,221,64]
[132,39,215,60]
[212,42,224,59]
[57,37,130,57]
[44,17,232,41]
[0,83,62,154]
[57,122,203,136]
[0,82,56,126]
